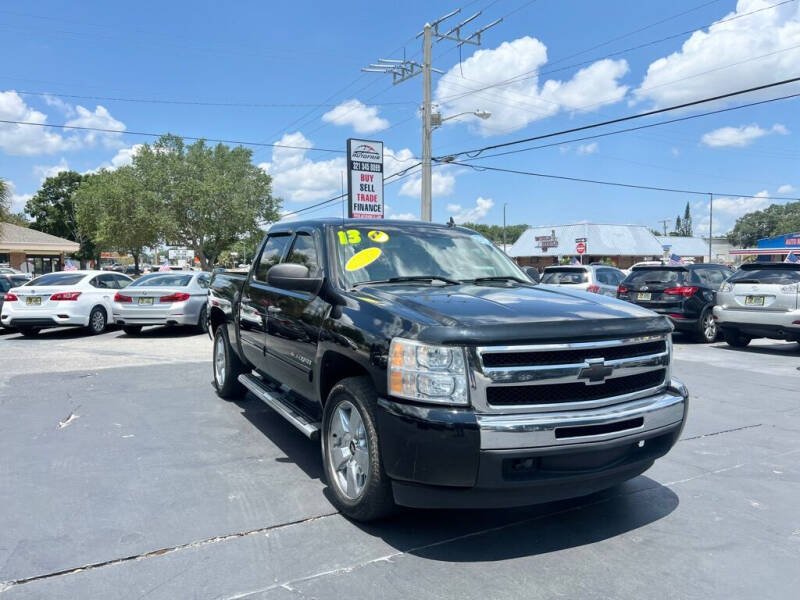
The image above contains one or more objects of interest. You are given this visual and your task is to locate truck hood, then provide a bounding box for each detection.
[353,282,671,345]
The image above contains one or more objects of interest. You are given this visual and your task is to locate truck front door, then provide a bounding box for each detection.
[263,230,326,400]
[239,233,292,373]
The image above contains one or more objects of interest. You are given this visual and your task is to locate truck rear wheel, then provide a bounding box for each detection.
[213,326,246,399]
[322,377,394,521]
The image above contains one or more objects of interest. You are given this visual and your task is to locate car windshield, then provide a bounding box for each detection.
[541,268,589,284]
[130,274,193,287]
[333,225,525,286]
[624,268,687,285]
[25,273,86,286]
[729,266,800,285]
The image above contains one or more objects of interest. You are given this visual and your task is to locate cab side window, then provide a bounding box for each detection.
[255,234,292,282]
[285,233,320,277]
[197,275,210,289]
[113,274,131,288]
[91,274,117,289]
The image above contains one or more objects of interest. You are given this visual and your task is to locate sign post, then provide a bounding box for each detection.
[575,237,587,265]
[347,138,384,219]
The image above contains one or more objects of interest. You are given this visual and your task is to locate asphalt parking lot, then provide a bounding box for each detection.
[1,326,798,599]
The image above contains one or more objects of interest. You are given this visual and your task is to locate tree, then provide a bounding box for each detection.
[74,167,164,273]
[25,171,97,266]
[135,135,279,269]
[4,213,30,227]
[682,202,693,236]
[728,201,800,247]
[670,215,682,237]
[460,222,529,246]
[0,178,10,220]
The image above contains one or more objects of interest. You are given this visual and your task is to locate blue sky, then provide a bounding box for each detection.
[1,0,798,236]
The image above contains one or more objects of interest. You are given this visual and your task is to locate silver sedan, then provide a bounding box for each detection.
[112,271,211,335]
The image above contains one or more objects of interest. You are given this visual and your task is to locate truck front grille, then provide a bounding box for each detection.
[473,336,670,413]
[486,369,667,406]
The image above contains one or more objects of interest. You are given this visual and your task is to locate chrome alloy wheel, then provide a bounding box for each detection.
[326,400,369,500]
[214,333,226,387]
[703,312,717,341]
[91,309,105,332]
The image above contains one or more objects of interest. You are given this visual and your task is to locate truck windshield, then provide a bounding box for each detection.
[333,225,525,287]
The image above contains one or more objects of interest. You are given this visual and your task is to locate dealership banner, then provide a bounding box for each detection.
[347,138,384,219]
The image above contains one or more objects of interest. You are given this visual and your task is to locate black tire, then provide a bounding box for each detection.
[694,308,717,343]
[19,328,40,337]
[212,326,247,399]
[196,306,208,334]
[123,325,142,335]
[86,306,107,335]
[724,329,751,348]
[321,376,394,522]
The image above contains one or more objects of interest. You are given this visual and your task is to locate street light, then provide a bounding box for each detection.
[423,109,491,222]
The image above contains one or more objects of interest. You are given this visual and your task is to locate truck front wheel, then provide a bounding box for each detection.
[322,377,394,521]
[213,326,246,399]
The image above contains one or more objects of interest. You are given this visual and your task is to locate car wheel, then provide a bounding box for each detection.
[19,328,40,337]
[123,325,142,335]
[212,326,246,399]
[724,329,751,348]
[196,306,208,334]
[86,306,107,335]
[322,376,394,522]
[695,308,717,343]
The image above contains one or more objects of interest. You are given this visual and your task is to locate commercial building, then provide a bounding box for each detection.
[0,222,79,275]
[656,236,709,263]
[729,231,800,262]
[508,223,668,269]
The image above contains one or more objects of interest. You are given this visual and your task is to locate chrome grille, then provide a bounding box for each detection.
[471,336,670,414]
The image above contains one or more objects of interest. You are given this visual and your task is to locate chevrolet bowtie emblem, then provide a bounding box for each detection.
[578,358,613,384]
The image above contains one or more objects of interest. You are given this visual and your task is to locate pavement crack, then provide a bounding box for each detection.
[0,511,339,593]
[680,423,761,441]
[57,409,81,429]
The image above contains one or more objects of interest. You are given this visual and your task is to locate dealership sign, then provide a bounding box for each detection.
[347,138,384,219]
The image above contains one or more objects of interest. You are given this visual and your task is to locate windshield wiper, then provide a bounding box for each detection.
[352,275,460,288]
[463,276,528,284]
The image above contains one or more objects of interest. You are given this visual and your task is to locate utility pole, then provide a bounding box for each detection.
[363,10,501,222]
[708,193,713,263]
[657,219,670,236]
[503,202,507,252]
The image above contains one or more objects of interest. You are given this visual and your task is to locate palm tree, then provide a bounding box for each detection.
[0,178,10,220]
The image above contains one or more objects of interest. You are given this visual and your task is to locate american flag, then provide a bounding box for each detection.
[785,251,799,264]
[571,257,581,265]
[668,253,684,265]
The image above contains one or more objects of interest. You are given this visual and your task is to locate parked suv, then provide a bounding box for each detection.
[208,219,688,521]
[617,263,730,342]
[713,262,800,347]
[541,265,626,297]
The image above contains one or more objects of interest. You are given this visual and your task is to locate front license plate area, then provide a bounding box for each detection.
[637,292,652,301]
[745,296,765,306]
[26,296,42,306]
[138,297,154,305]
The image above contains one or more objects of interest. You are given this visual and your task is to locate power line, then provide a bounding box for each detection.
[445,90,800,162]
[0,119,346,153]
[447,160,800,201]
[435,76,800,161]
[10,90,417,109]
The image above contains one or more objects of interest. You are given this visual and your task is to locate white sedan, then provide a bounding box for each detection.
[112,271,211,335]
[1,270,133,336]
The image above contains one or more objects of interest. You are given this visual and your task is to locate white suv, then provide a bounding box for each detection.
[713,263,800,347]
[540,265,626,297]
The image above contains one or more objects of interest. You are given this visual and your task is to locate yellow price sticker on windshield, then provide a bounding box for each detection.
[337,229,362,245]
[346,247,382,271]
[368,230,389,243]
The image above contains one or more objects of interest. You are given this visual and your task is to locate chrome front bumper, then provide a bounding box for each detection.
[476,378,688,450]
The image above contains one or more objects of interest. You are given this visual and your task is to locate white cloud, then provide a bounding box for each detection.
[33,158,70,182]
[109,144,144,168]
[42,94,75,117]
[446,197,495,223]
[701,123,789,147]
[5,180,33,213]
[259,132,416,203]
[398,170,456,198]
[0,90,126,155]
[777,184,796,194]
[634,0,800,107]
[321,99,389,134]
[694,190,775,235]
[435,37,629,136]
[388,212,417,220]
[576,142,598,155]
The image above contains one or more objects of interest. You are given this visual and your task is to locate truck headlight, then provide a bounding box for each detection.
[388,338,468,406]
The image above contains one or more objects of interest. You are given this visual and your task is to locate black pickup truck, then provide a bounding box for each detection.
[208,219,688,521]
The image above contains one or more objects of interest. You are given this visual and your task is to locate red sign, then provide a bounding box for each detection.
[576,242,586,254]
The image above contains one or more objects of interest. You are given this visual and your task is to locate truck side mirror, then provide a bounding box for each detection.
[523,267,540,283]
[266,263,323,294]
